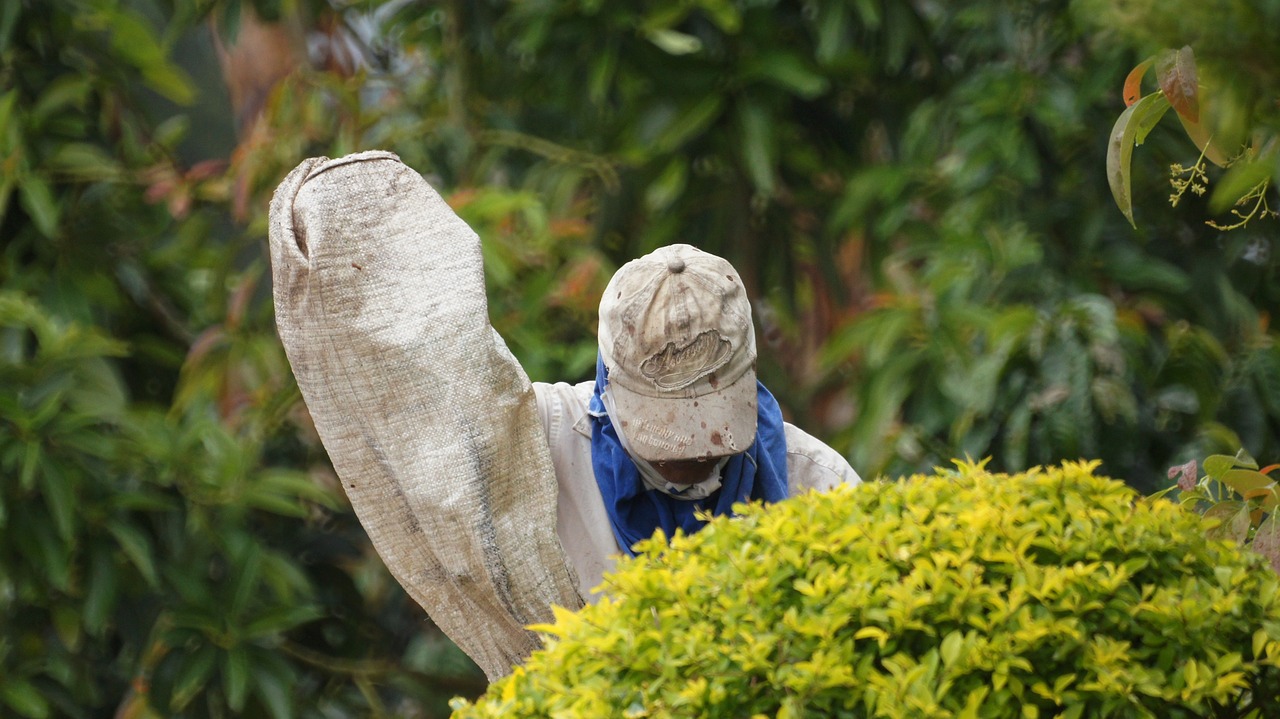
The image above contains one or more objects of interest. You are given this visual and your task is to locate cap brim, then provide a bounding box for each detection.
[608,372,758,462]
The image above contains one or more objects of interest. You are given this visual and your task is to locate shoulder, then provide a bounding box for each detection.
[782,423,862,494]
[532,381,594,438]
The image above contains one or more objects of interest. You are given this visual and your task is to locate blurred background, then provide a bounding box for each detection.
[2,0,1278,715]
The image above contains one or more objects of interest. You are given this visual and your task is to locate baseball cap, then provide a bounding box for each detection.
[598,244,758,463]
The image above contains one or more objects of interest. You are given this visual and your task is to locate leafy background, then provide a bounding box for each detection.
[2,0,1277,716]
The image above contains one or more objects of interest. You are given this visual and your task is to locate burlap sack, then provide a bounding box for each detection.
[268,151,583,680]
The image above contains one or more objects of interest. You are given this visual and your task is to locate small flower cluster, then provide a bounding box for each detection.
[1168,158,1209,207]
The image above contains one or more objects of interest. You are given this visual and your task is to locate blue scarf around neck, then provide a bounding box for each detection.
[588,355,789,556]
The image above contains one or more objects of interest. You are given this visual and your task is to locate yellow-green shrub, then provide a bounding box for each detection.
[451,461,1280,718]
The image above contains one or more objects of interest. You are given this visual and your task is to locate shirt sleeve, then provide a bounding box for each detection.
[782,423,863,494]
[269,152,581,680]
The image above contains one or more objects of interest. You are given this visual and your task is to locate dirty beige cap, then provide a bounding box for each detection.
[598,244,757,462]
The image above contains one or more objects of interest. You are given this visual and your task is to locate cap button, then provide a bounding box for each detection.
[667,257,686,273]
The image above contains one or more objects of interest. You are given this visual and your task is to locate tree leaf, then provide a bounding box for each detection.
[255,680,292,719]
[0,680,49,719]
[18,174,60,239]
[1251,512,1280,574]
[1176,112,1230,167]
[0,0,19,55]
[653,96,723,152]
[31,75,93,123]
[1123,58,1153,107]
[646,29,702,56]
[41,461,76,542]
[242,605,324,639]
[1204,500,1250,544]
[171,644,218,710]
[49,143,123,181]
[743,52,829,99]
[229,539,263,617]
[1221,468,1275,495]
[1203,454,1238,479]
[737,99,775,195]
[83,547,118,636]
[1156,46,1199,124]
[105,7,195,105]
[223,647,250,712]
[251,651,296,719]
[1209,150,1275,213]
[1106,93,1171,228]
[107,519,159,587]
[699,0,741,33]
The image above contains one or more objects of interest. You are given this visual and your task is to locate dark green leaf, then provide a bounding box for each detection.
[737,100,774,195]
[653,96,722,152]
[83,547,118,635]
[251,651,295,719]
[42,461,76,542]
[107,519,159,587]
[18,174,60,238]
[31,75,93,123]
[0,680,49,719]
[743,52,829,99]
[106,8,195,105]
[698,0,741,32]
[243,605,324,640]
[815,2,848,64]
[48,143,122,181]
[0,90,18,140]
[229,539,263,617]
[19,441,39,491]
[0,0,19,54]
[172,644,219,710]
[223,647,250,712]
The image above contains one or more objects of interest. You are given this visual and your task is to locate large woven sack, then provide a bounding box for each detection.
[268,151,583,679]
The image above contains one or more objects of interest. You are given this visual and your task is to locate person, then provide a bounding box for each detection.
[535,243,860,598]
[269,151,859,679]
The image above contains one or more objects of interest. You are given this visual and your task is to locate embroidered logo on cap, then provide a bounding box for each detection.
[639,330,732,390]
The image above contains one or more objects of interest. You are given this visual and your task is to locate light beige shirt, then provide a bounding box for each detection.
[533,380,862,600]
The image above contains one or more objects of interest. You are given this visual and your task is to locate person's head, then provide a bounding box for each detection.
[597,244,757,480]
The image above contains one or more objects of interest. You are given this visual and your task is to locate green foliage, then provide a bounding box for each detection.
[6,0,1280,714]
[1166,449,1280,573]
[453,462,1280,718]
[0,291,340,717]
[1105,45,1277,229]
[370,0,1280,487]
[2,0,498,715]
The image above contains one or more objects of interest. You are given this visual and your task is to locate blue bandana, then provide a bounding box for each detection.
[588,355,789,556]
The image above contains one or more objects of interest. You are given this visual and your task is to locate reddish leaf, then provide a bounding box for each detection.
[1123,58,1153,107]
[1156,46,1199,124]
[1168,459,1198,492]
